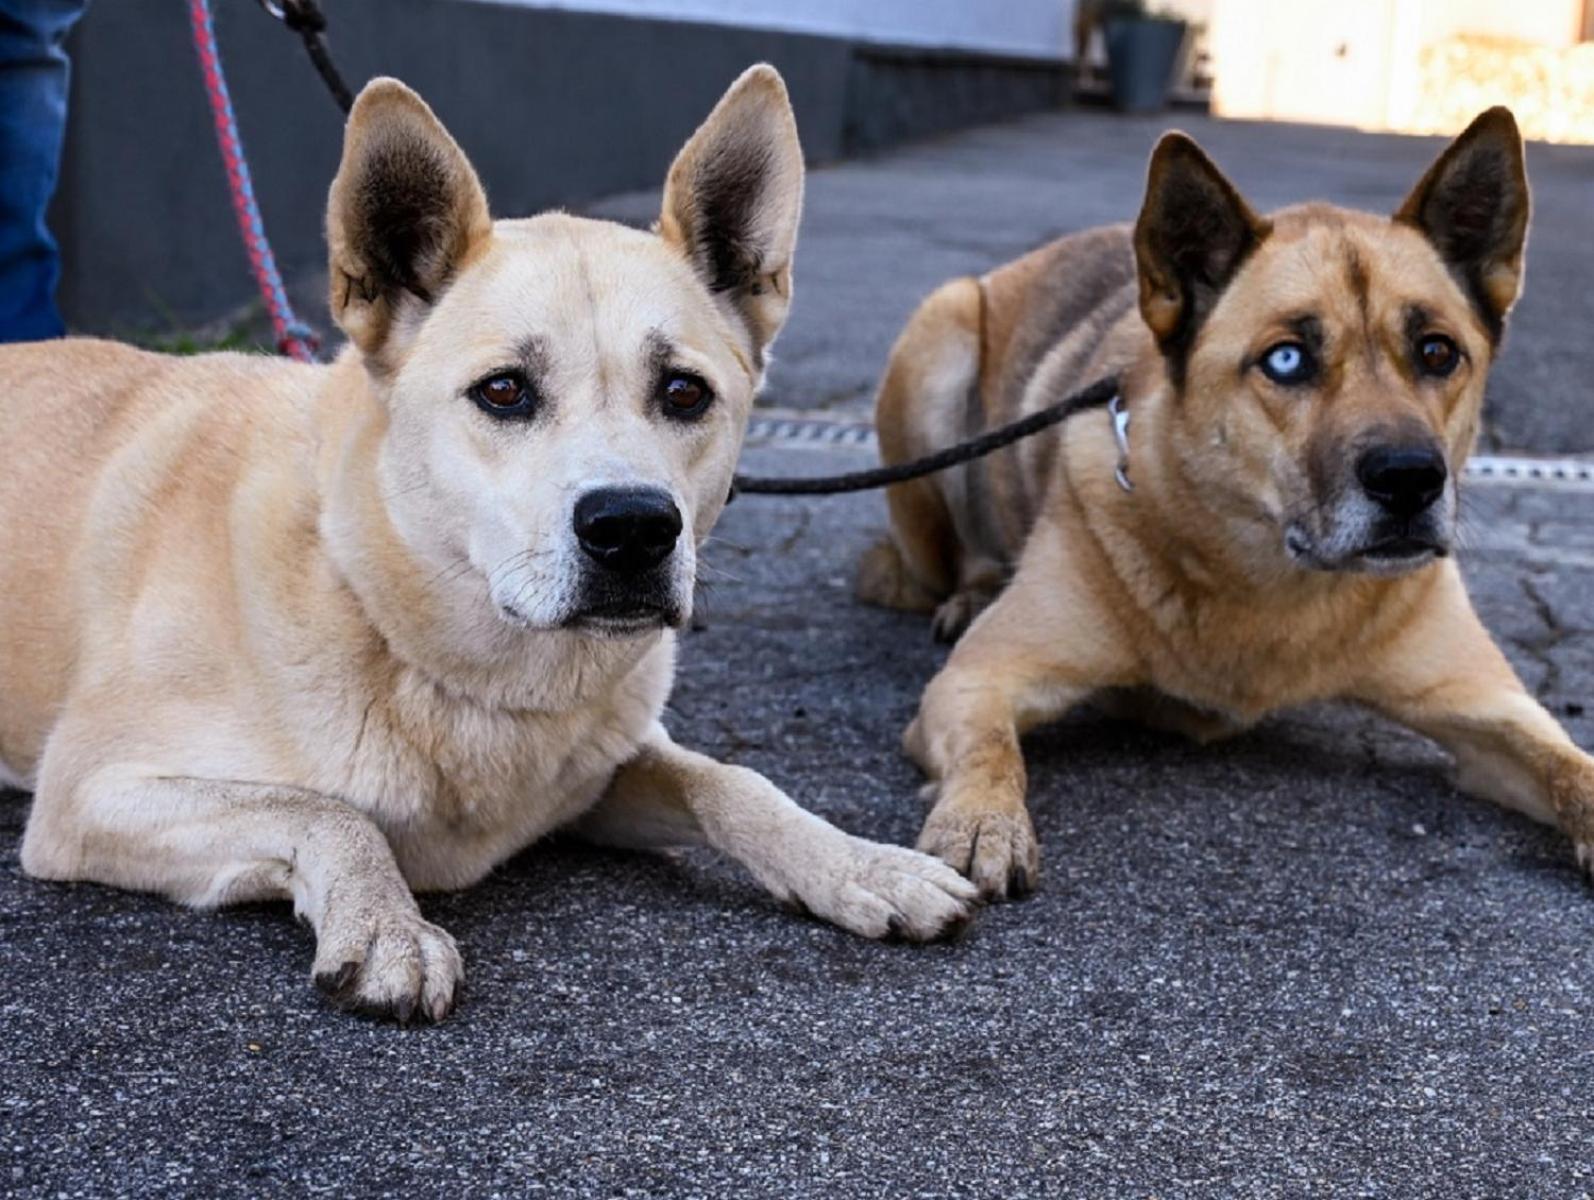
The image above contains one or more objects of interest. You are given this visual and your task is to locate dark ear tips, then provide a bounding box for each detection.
[1395,106,1525,230]
[1395,106,1529,340]
[1470,105,1520,138]
[1133,132,1264,377]
[1147,131,1206,171]
[1139,132,1258,241]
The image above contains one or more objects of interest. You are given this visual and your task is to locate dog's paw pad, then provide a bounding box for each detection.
[917,807,1040,902]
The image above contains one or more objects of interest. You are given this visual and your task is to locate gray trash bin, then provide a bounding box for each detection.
[1104,17,1188,113]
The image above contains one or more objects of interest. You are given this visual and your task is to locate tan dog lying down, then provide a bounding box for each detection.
[0,68,975,1023]
[861,108,1594,900]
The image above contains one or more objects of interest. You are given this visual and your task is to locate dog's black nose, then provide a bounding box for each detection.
[574,487,682,573]
[1357,445,1447,517]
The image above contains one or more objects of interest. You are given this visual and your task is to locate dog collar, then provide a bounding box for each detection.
[1109,393,1133,493]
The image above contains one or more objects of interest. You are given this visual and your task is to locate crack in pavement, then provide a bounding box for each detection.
[1512,575,1569,702]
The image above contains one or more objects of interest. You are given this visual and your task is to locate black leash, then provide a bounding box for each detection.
[258,0,354,114]
[252,0,1118,499]
[730,376,1120,497]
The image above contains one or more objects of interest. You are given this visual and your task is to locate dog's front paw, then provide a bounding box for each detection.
[918,804,1039,901]
[1577,841,1594,882]
[785,837,979,942]
[313,905,464,1024]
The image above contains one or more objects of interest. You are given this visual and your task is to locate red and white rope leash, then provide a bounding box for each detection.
[185,0,320,361]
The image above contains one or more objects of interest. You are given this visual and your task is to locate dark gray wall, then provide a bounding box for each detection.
[52,0,1067,335]
[844,45,1071,153]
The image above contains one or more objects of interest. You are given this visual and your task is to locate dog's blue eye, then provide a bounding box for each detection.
[1260,341,1313,385]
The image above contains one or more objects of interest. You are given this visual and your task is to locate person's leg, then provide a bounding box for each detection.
[0,0,89,343]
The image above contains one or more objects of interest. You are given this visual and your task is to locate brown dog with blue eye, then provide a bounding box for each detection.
[858,108,1594,900]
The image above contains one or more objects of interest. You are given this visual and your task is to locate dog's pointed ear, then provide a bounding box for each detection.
[659,65,805,365]
[326,78,492,362]
[1395,107,1529,342]
[1134,133,1268,378]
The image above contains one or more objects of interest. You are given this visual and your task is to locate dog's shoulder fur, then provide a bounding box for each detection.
[0,340,311,769]
[0,330,668,891]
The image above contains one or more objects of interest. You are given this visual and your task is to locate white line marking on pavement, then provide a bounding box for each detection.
[747,415,1594,494]
[1466,455,1594,492]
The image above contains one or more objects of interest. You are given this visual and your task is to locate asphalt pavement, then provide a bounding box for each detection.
[5,109,1594,1198]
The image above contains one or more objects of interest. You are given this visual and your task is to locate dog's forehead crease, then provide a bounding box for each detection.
[400,226,717,395]
[454,218,735,369]
[1223,217,1474,350]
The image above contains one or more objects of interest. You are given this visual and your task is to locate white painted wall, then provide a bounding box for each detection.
[1415,0,1582,47]
[470,0,1076,60]
[1212,0,1586,128]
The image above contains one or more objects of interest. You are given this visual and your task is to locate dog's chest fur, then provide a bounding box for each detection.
[315,647,670,890]
[241,506,678,893]
[1127,568,1421,721]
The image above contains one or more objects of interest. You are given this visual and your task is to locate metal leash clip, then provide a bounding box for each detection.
[254,0,353,113]
[256,0,326,33]
[1109,393,1133,493]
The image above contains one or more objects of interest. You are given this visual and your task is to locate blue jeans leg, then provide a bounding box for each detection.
[0,0,89,343]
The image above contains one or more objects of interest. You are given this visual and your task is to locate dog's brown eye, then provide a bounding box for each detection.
[661,372,713,420]
[470,371,534,418]
[1417,335,1459,378]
